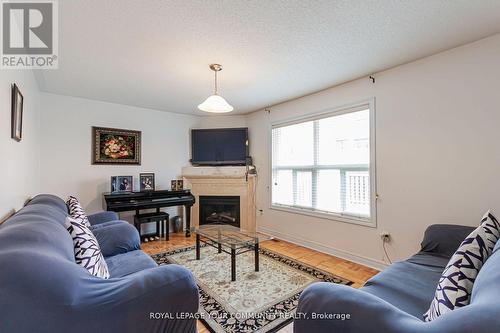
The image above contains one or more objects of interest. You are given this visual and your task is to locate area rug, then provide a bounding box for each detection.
[152,245,352,333]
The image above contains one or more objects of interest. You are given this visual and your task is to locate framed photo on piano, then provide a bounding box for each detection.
[111,176,133,193]
[171,179,184,191]
[140,173,155,191]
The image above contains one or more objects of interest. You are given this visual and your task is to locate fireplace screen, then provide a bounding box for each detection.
[199,195,240,228]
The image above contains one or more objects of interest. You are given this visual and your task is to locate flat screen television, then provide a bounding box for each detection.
[191,128,248,166]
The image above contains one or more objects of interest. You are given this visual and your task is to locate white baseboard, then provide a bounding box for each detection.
[258,226,388,271]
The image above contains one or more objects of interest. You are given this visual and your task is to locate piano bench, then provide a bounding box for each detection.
[134,212,170,242]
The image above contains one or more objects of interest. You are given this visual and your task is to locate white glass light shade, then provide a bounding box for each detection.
[197,94,234,113]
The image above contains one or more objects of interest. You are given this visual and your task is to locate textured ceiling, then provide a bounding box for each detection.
[35,0,500,115]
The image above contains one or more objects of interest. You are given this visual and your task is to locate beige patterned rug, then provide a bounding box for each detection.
[152,245,352,333]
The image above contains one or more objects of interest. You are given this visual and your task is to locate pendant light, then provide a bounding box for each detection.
[198,64,234,113]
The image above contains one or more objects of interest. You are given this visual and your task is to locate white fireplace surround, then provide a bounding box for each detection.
[182,166,256,232]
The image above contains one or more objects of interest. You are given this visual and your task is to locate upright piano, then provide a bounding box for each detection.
[103,190,195,237]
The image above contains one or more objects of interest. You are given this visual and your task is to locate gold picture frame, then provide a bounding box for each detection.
[92,127,141,165]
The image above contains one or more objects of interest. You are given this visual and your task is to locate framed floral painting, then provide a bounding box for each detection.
[92,127,141,165]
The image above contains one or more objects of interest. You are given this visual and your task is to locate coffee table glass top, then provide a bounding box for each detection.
[193,224,272,248]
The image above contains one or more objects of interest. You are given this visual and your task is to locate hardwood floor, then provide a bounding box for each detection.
[142,232,379,333]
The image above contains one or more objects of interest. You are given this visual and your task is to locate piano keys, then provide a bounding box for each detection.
[103,189,195,237]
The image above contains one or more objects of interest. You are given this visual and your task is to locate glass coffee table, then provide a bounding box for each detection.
[193,225,272,281]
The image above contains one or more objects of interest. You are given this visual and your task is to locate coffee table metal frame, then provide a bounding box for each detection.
[194,225,269,281]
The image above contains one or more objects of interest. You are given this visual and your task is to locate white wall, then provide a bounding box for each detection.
[248,34,500,268]
[196,115,247,129]
[0,71,41,220]
[39,93,200,215]
[37,94,250,236]
[18,33,500,271]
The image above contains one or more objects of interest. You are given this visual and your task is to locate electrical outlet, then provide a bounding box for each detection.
[380,231,390,242]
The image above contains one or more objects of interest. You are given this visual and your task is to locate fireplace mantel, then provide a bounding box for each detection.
[181,166,248,178]
[182,166,256,232]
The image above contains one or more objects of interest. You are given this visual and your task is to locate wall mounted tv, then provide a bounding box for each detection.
[191,128,248,166]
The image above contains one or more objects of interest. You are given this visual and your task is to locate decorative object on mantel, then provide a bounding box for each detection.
[139,173,155,191]
[198,64,233,113]
[11,83,23,142]
[92,126,141,165]
[152,245,352,333]
[111,175,133,193]
[245,156,257,181]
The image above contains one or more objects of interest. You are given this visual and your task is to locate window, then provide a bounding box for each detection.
[271,103,375,225]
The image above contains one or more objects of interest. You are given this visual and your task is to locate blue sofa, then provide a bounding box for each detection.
[0,194,199,333]
[295,224,500,333]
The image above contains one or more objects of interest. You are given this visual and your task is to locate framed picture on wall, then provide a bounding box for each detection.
[92,127,141,165]
[139,173,155,191]
[111,176,133,193]
[11,84,23,142]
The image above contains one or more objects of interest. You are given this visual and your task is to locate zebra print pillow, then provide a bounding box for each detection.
[65,216,110,279]
[66,196,90,227]
[423,211,500,321]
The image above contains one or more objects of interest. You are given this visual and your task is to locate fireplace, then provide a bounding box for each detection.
[199,195,240,228]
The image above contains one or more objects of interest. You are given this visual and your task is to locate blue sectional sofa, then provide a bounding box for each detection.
[0,194,199,333]
[294,224,500,333]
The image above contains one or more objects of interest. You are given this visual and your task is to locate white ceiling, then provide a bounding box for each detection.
[35,0,500,115]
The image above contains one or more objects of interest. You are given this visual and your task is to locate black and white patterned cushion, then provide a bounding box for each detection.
[65,216,110,279]
[423,211,500,321]
[67,196,91,227]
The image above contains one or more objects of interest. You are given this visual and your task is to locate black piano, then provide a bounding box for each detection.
[103,189,195,237]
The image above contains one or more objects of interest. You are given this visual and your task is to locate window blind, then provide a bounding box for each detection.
[271,107,372,221]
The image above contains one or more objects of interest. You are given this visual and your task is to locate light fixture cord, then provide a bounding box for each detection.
[214,70,218,95]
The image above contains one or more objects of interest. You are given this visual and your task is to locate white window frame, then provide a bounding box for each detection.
[269,98,377,227]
